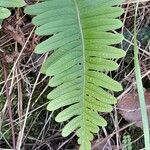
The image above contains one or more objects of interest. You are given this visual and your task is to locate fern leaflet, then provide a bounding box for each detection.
[0,0,26,28]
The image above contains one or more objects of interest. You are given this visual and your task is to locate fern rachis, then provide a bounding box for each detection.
[25,0,125,149]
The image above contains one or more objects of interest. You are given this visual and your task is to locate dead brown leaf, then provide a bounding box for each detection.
[117,90,150,128]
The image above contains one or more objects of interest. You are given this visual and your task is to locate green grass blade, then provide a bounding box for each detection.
[134,1,150,149]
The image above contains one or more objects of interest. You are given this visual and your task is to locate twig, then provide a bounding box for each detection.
[0,52,16,150]
[123,0,150,4]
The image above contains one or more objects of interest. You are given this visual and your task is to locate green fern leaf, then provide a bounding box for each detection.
[0,0,26,8]
[0,0,26,28]
[0,7,11,19]
[25,0,125,149]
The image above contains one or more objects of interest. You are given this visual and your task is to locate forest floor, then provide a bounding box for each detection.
[0,1,150,150]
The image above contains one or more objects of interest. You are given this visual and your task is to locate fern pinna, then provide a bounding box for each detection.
[0,0,25,28]
[25,0,125,149]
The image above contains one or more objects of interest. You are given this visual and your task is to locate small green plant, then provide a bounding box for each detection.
[0,0,26,28]
[25,0,126,149]
[122,134,132,150]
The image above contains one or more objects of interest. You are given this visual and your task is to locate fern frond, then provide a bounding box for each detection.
[25,0,125,149]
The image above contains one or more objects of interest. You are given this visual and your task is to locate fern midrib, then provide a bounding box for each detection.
[74,0,86,121]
